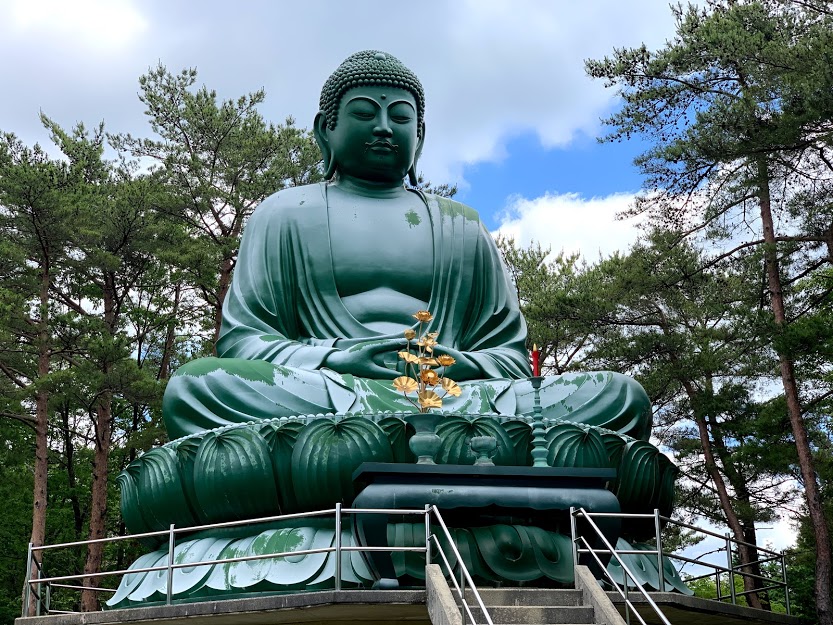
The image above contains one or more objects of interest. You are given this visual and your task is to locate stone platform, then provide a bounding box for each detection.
[606,592,802,625]
[15,588,802,625]
[17,591,429,625]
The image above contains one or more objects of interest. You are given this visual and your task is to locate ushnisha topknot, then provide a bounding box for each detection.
[319,50,425,137]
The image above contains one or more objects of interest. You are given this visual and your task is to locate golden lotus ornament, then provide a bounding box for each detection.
[388,310,460,413]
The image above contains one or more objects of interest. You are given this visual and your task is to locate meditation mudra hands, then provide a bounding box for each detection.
[324,338,408,379]
[323,338,478,381]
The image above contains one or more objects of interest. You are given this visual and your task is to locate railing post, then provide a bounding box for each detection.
[569,507,578,571]
[45,583,51,615]
[782,552,790,615]
[725,534,736,605]
[22,542,33,618]
[624,571,629,625]
[35,559,43,618]
[424,505,431,567]
[654,508,665,592]
[460,566,466,625]
[335,503,342,591]
[166,524,175,605]
[715,571,722,601]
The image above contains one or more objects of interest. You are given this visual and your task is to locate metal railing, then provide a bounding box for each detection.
[22,505,492,625]
[428,507,494,625]
[570,508,790,624]
[571,507,671,625]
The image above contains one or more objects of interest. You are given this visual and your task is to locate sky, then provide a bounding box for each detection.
[0,0,798,551]
[0,0,669,256]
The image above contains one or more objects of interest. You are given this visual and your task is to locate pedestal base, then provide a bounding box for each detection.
[351,463,621,588]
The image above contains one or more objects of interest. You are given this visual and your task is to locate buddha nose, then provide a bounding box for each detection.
[373,114,393,138]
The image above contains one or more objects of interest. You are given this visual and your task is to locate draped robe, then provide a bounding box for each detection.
[163,184,651,441]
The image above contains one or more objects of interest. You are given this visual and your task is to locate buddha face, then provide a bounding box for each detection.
[317,85,422,184]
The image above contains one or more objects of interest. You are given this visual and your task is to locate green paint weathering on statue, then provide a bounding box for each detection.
[112,50,682,605]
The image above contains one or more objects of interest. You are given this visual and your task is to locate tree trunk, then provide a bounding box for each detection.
[158,283,181,380]
[80,276,116,612]
[80,394,112,612]
[708,415,770,610]
[59,403,84,537]
[758,159,832,625]
[213,256,233,349]
[658,316,767,609]
[27,265,51,617]
[687,397,764,609]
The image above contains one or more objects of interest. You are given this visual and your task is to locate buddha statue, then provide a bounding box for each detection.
[162,51,651,442]
[109,52,685,606]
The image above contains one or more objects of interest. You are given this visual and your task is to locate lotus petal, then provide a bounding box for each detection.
[600,431,627,470]
[291,417,393,510]
[545,423,608,469]
[116,464,150,536]
[435,416,514,465]
[393,376,418,393]
[257,420,304,514]
[379,416,416,463]
[193,428,280,522]
[501,420,532,466]
[175,437,204,522]
[615,440,659,513]
[656,454,679,516]
[135,446,197,531]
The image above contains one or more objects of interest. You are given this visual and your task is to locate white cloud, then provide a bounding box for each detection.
[0,0,677,183]
[6,0,147,52]
[493,191,642,259]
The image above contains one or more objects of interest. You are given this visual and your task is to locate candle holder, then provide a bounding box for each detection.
[529,376,548,467]
[470,435,497,466]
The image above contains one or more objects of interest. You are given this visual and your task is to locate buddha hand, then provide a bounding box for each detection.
[323,338,408,379]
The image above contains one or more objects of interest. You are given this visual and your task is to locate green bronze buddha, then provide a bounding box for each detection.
[109,52,686,606]
[162,50,651,442]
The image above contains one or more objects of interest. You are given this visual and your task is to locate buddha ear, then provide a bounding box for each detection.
[314,111,336,180]
[408,123,425,187]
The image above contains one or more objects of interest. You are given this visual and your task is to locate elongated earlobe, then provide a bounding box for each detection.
[313,112,336,180]
[409,123,425,186]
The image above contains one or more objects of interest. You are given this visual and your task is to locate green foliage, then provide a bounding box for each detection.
[497,237,602,374]
[587,2,833,618]
[110,64,323,340]
[408,172,458,198]
[0,64,327,618]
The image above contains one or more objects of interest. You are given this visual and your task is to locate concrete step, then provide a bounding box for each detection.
[467,606,595,624]
[463,588,583,607]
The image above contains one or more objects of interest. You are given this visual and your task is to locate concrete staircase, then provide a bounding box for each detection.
[425,565,625,625]
[463,588,598,625]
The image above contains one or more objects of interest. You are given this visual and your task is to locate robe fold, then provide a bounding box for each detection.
[163,184,651,442]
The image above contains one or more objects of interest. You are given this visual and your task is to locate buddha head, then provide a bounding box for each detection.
[314,50,425,186]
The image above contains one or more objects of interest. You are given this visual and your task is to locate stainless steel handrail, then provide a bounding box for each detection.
[23,504,492,624]
[570,507,790,616]
[428,505,494,625]
[22,506,429,617]
[571,507,672,625]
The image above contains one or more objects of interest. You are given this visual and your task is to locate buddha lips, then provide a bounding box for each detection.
[365,140,399,152]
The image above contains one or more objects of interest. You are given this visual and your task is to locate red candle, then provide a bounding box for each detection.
[531,344,540,377]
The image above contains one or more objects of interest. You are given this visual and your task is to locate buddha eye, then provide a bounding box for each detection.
[388,102,415,124]
[350,111,375,120]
